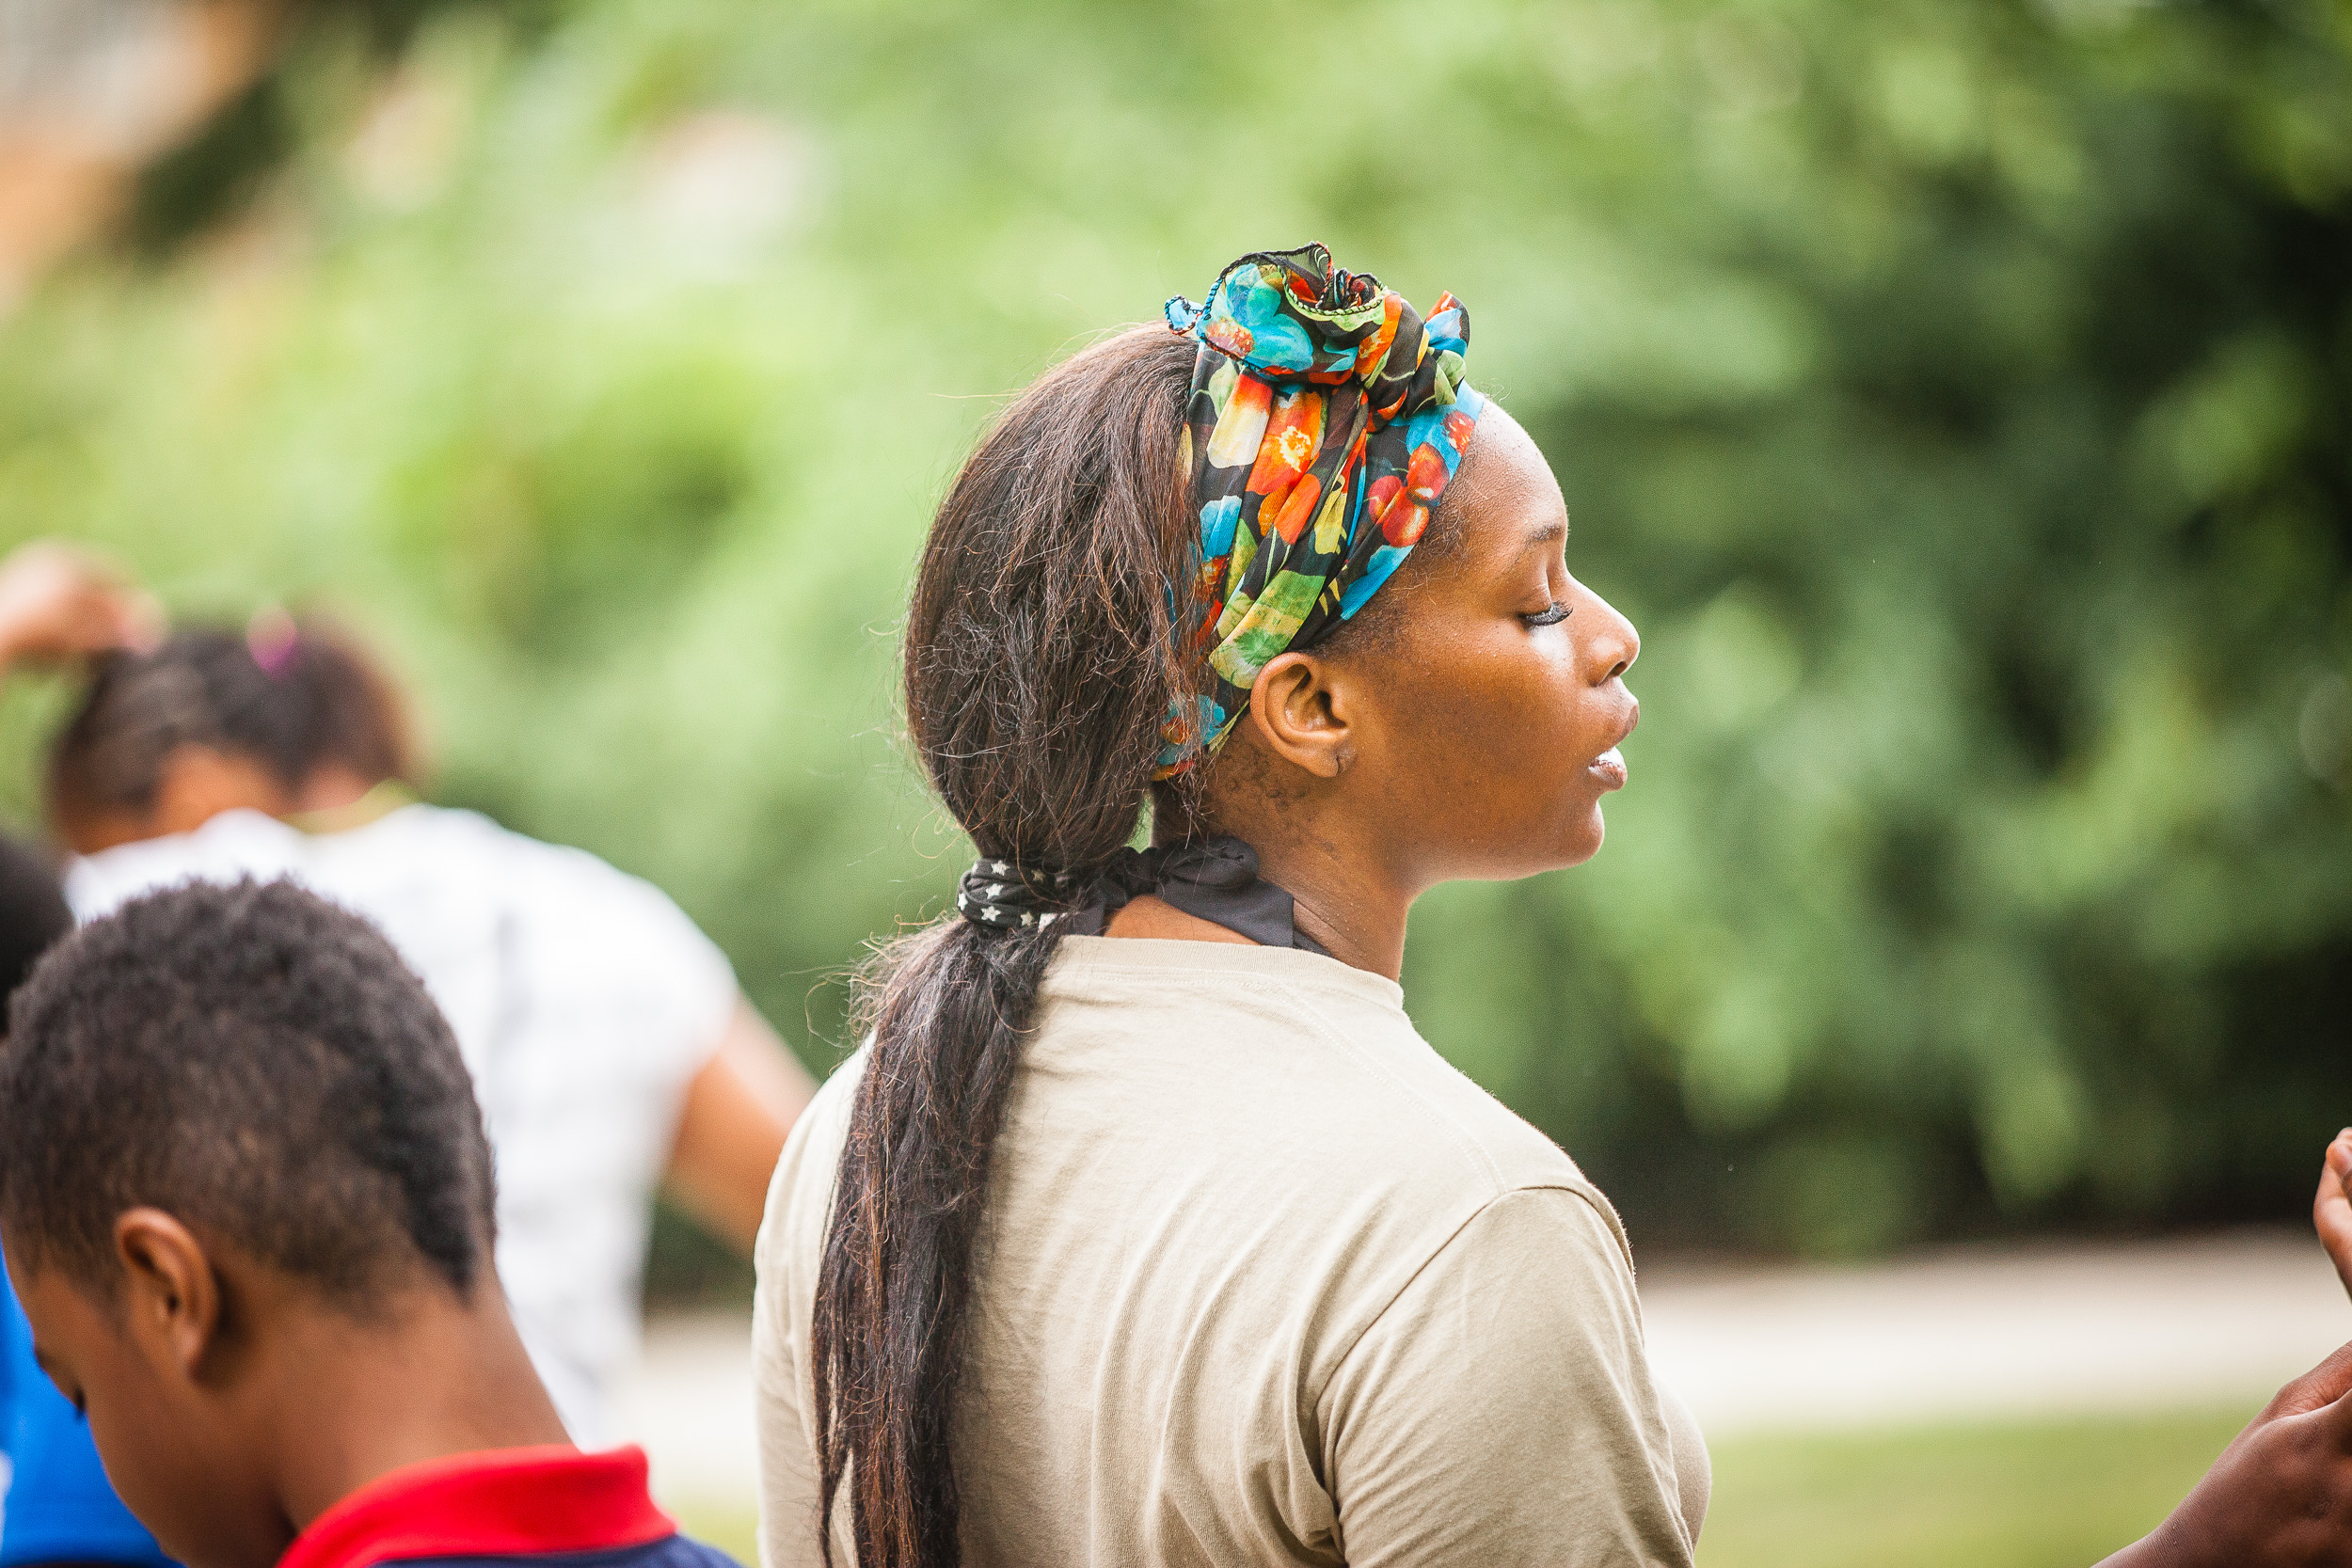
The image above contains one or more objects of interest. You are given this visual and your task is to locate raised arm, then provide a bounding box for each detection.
[661,999,817,1251]
[0,541,159,673]
[2095,1340,2352,1568]
[2090,1133,2352,1567]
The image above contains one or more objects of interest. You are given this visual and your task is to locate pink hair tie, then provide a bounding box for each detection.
[246,606,299,678]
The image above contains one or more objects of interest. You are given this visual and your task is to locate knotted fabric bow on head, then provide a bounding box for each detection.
[1156,243,1485,776]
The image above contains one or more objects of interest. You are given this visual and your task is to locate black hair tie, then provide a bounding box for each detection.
[955,859,1078,930]
[953,837,1326,955]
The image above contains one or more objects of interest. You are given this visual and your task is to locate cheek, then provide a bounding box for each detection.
[1377,628,1600,826]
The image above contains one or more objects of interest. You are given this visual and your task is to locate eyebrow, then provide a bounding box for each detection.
[1524,519,1566,548]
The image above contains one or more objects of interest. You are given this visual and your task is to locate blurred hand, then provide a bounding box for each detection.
[0,540,161,671]
[2103,1340,2352,1567]
[2319,1129,2352,1306]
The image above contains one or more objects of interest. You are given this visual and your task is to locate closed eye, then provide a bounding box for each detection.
[1523,602,1571,627]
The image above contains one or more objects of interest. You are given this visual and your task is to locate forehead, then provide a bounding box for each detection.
[1447,407,1567,567]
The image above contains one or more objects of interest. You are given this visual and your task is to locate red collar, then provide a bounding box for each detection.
[278,1446,675,1568]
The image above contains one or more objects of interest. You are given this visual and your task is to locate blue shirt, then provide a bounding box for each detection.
[0,1246,176,1568]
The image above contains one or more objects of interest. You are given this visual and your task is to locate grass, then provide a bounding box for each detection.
[667,1405,2261,1568]
[1697,1406,2258,1568]
[673,1500,759,1563]
[673,1504,762,1560]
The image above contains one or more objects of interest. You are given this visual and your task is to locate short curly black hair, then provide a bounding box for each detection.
[0,879,495,1307]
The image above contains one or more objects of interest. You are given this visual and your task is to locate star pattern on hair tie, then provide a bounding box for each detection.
[956,858,1081,931]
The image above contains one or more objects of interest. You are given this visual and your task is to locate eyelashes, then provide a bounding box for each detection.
[1523,602,1572,627]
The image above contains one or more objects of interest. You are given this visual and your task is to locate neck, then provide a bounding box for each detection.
[259,1283,571,1537]
[1099,863,1407,975]
[1250,837,1411,981]
[1158,768,1418,979]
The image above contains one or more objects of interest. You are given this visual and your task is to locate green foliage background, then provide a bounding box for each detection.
[3,0,2347,1257]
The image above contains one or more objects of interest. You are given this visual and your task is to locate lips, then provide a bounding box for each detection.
[1586,701,1638,791]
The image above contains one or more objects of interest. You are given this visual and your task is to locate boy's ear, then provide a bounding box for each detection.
[1247,652,1355,781]
[114,1209,221,1376]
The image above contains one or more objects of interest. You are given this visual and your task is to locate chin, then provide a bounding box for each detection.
[1552,807,1607,869]
[1489,810,1605,879]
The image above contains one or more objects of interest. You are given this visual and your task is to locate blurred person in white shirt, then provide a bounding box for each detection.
[41,598,813,1445]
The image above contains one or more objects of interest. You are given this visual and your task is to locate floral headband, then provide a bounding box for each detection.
[1155,243,1484,776]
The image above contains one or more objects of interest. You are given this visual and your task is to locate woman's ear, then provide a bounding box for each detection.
[114,1208,223,1380]
[1247,652,1354,781]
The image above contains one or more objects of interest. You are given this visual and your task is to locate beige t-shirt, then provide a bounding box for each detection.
[754,937,1705,1567]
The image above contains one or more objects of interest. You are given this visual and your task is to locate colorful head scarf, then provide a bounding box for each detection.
[1155,243,1485,776]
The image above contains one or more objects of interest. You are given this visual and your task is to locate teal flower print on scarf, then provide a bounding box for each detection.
[1156,243,1485,777]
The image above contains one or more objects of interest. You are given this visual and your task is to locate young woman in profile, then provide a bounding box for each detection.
[752,246,2352,1568]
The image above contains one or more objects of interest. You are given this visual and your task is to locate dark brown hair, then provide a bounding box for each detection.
[811,326,1200,1567]
[47,618,416,827]
[2,879,495,1307]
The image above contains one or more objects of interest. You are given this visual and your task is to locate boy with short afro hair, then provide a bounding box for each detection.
[0,879,739,1568]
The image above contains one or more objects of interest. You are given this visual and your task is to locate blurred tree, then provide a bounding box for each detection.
[0,0,2344,1260]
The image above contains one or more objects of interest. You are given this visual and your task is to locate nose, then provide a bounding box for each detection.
[1579,584,1638,686]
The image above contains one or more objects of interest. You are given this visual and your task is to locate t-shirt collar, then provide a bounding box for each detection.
[277,1445,673,1568]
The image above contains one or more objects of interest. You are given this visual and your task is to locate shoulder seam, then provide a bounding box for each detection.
[1311,1183,1617,1417]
